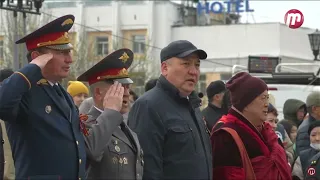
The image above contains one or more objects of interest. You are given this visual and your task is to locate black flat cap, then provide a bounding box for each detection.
[206,80,226,99]
[16,14,75,51]
[160,40,207,62]
[77,48,134,85]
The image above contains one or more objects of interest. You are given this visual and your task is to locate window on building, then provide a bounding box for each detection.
[132,35,146,53]
[0,40,3,59]
[46,2,76,8]
[85,0,111,6]
[123,0,146,5]
[197,74,207,95]
[96,37,109,56]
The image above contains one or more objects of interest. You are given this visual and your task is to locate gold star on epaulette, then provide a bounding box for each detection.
[119,52,129,63]
[61,18,73,26]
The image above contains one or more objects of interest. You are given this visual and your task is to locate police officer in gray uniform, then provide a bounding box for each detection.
[77,49,144,180]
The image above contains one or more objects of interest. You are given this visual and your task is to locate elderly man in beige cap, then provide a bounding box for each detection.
[296,91,320,155]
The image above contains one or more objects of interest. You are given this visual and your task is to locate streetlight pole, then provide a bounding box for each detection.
[0,0,44,70]
[22,12,27,67]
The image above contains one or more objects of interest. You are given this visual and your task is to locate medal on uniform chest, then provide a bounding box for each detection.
[123,157,128,164]
[119,157,123,164]
[115,145,120,152]
[45,105,52,114]
[112,157,118,164]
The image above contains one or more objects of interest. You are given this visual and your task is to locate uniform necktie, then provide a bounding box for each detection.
[53,84,63,97]
[120,123,137,152]
[53,84,70,112]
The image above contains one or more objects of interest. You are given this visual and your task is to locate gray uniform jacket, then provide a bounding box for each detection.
[79,97,94,115]
[83,106,144,180]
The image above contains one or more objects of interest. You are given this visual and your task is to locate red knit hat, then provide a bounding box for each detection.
[226,72,268,111]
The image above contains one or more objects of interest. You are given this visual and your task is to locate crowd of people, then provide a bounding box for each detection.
[203,78,320,179]
[0,14,319,180]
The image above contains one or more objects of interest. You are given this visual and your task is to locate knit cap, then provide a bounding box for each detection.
[67,81,89,97]
[306,91,320,108]
[226,72,268,111]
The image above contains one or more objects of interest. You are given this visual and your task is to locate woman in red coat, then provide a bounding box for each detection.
[211,72,291,180]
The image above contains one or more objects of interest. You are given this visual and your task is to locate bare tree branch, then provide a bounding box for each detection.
[0,7,52,69]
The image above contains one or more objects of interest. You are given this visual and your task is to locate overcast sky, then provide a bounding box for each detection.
[236,1,319,29]
[173,0,319,30]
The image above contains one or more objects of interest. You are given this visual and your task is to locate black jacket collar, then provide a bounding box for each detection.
[309,114,317,122]
[208,103,222,111]
[156,75,201,108]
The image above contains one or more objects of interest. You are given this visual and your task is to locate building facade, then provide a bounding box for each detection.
[0,1,317,96]
[172,23,318,93]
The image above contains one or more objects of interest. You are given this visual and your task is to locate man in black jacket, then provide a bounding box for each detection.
[128,40,212,180]
[202,80,226,131]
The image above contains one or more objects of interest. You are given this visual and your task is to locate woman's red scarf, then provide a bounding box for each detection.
[217,114,291,180]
